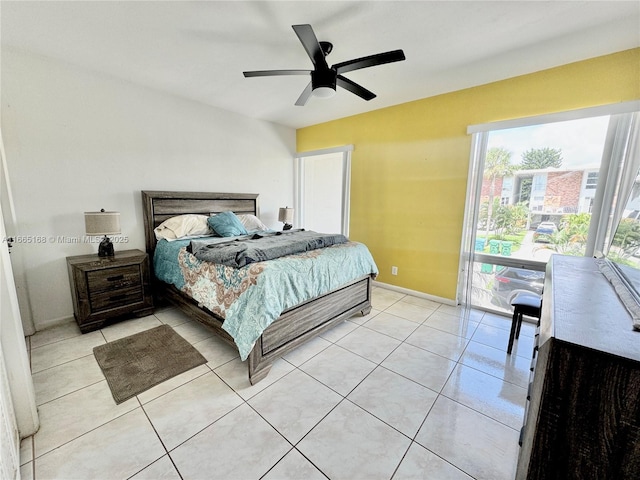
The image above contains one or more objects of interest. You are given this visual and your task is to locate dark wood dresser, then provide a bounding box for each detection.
[517,255,640,479]
[67,249,154,332]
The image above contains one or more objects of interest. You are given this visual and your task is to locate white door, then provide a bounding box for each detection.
[0,130,39,471]
[0,340,20,480]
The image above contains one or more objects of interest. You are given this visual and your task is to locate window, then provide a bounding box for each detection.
[460,102,640,314]
[532,174,547,192]
[586,172,598,189]
[295,146,352,236]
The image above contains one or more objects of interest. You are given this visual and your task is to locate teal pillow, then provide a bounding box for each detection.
[207,212,248,237]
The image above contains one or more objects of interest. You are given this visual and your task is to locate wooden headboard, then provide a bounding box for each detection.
[141,190,259,257]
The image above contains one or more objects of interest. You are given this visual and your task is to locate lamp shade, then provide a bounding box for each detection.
[278,207,294,224]
[84,210,121,236]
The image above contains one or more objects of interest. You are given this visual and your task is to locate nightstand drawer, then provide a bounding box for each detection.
[87,265,141,292]
[90,286,144,311]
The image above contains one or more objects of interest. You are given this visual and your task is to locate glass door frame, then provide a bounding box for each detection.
[458,101,640,310]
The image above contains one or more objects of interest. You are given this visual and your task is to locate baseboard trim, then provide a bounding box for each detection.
[372,281,457,306]
[33,315,75,334]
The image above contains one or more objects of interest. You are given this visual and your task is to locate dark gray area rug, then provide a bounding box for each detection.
[93,324,207,404]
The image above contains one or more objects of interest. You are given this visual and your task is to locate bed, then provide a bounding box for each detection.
[141,190,377,384]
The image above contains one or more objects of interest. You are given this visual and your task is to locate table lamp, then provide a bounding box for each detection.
[85,209,120,257]
[278,207,294,231]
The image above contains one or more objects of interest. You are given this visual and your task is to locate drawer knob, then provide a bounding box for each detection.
[107,274,125,282]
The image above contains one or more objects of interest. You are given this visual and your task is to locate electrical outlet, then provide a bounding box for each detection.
[391,266,398,275]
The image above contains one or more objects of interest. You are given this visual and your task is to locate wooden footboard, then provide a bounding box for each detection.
[156,275,373,384]
[248,275,372,384]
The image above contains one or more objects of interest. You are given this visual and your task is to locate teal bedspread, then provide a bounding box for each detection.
[154,237,378,360]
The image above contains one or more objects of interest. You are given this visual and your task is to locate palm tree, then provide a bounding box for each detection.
[483,147,517,243]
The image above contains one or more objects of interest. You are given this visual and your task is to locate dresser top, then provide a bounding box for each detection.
[546,255,640,363]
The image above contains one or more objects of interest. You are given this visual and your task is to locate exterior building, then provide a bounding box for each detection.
[482,167,600,226]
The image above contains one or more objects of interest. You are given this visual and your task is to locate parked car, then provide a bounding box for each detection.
[491,266,545,308]
[533,222,558,243]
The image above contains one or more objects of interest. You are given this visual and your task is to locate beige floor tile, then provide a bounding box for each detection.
[398,295,442,310]
[435,304,485,322]
[29,320,82,349]
[27,287,532,480]
[171,318,216,344]
[382,343,456,392]
[318,319,359,343]
[143,371,243,450]
[32,354,104,405]
[30,330,105,374]
[214,357,295,400]
[336,326,401,363]
[137,364,211,404]
[371,287,405,310]
[34,380,137,457]
[130,455,181,479]
[384,300,432,323]
[460,340,532,388]
[442,364,527,430]
[248,369,342,443]
[393,443,473,479]
[35,408,164,480]
[362,311,420,340]
[170,403,291,479]
[423,311,479,339]
[472,323,535,359]
[192,334,239,368]
[282,335,331,366]
[299,344,377,396]
[100,315,163,342]
[153,307,192,327]
[416,396,519,480]
[298,400,411,480]
[482,311,537,337]
[348,366,437,437]
[263,448,326,480]
[405,325,470,361]
[349,307,381,325]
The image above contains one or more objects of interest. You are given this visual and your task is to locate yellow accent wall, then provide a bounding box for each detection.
[297,48,640,300]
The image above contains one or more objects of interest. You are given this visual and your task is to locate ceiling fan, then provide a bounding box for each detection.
[243,24,406,106]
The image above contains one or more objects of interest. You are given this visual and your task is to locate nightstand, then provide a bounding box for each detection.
[67,249,154,332]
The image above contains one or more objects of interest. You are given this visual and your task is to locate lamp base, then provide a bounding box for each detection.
[283,223,293,231]
[98,236,115,257]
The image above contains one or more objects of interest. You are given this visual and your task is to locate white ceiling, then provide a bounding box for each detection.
[2,1,639,129]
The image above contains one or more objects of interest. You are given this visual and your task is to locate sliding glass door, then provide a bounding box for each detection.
[459,103,640,314]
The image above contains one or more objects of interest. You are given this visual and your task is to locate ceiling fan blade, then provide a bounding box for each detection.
[243,70,310,77]
[337,75,376,101]
[292,24,329,69]
[334,49,405,75]
[295,82,313,106]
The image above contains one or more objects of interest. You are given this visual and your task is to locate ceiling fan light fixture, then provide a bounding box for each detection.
[313,86,336,98]
[311,69,337,99]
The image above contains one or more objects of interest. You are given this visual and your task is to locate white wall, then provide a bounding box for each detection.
[2,48,296,330]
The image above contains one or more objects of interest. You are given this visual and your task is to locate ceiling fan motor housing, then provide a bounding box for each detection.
[311,68,337,93]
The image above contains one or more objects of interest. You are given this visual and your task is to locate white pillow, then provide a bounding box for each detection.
[237,214,270,232]
[154,214,211,241]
